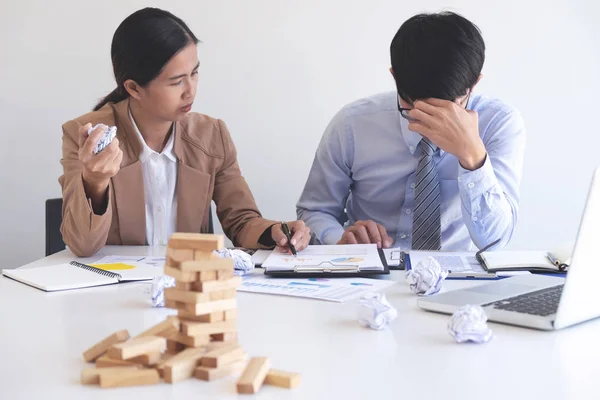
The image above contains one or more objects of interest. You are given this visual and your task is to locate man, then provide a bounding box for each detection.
[297,12,525,251]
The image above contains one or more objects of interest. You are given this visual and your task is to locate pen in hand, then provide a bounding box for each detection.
[281,222,297,257]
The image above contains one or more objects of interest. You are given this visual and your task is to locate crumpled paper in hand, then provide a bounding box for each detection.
[447,304,493,344]
[88,124,117,154]
[150,275,175,307]
[214,249,254,276]
[357,292,398,330]
[405,256,448,296]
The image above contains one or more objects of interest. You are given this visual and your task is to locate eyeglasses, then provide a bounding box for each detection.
[397,92,471,121]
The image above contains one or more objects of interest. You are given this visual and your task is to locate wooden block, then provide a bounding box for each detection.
[82,329,130,362]
[99,368,160,388]
[135,317,179,339]
[180,258,233,273]
[199,270,218,281]
[168,233,224,251]
[181,320,237,336]
[211,332,238,345]
[194,250,220,261]
[200,345,245,368]
[162,347,210,383]
[265,369,302,389]
[166,247,195,266]
[191,276,241,293]
[170,298,237,316]
[176,282,192,290]
[96,354,138,368]
[164,266,198,282]
[166,339,186,354]
[236,357,271,394]
[81,366,139,385]
[168,331,211,347]
[217,270,234,280]
[156,353,174,377]
[178,308,237,323]
[195,358,247,381]
[107,336,165,360]
[165,288,236,304]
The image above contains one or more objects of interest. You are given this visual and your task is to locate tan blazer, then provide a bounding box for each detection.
[59,99,277,256]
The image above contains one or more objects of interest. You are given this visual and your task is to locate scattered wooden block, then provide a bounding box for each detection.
[166,247,194,265]
[162,347,210,383]
[166,339,186,354]
[178,309,237,323]
[99,368,160,388]
[179,258,234,272]
[156,353,174,378]
[164,266,198,282]
[165,288,236,304]
[211,332,238,344]
[264,369,302,389]
[95,354,138,368]
[181,319,237,336]
[200,345,245,368]
[191,276,242,293]
[195,358,248,381]
[81,366,140,385]
[168,233,224,251]
[107,336,165,360]
[236,357,271,394]
[135,317,180,339]
[194,250,220,261]
[82,329,130,362]
[168,331,211,347]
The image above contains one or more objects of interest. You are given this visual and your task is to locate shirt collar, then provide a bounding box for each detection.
[128,108,177,163]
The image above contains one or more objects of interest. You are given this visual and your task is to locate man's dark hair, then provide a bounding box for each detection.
[390,11,485,102]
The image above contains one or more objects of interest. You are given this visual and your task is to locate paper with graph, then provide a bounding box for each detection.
[262,244,384,272]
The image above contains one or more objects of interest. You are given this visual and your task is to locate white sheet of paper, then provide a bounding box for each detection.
[262,244,384,272]
[237,271,396,302]
[408,251,530,278]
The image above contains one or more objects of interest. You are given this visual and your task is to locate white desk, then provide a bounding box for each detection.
[1,246,599,400]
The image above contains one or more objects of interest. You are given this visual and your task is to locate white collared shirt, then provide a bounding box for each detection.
[129,110,178,246]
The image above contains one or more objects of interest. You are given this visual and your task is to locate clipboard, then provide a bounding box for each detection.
[263,248,390,278]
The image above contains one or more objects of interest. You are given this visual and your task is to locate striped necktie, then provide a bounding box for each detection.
[412,138,442,250]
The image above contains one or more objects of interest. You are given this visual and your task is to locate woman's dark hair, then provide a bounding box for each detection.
[390,11,485,102]
[94,7,199,111]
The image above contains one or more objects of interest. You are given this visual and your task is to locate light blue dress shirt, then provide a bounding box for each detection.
[297,91,526,251]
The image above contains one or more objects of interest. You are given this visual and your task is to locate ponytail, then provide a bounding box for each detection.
[93,86,128,111]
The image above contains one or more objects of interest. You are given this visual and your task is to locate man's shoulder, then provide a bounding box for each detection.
[470,94,521,121]
[339,91,397,118]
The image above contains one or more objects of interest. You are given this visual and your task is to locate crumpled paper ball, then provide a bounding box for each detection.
[215,249,253,276]
[357,292,398,330]
[447,304,493,343]
[405,256,448,296]
[88,124,117,154]
[150,275,175,307]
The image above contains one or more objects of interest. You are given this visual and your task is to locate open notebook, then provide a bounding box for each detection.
[2,261,160,292]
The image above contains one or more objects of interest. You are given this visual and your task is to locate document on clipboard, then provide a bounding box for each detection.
[262,244,388,277]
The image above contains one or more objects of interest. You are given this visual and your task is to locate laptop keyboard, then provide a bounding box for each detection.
[483,285,564,317]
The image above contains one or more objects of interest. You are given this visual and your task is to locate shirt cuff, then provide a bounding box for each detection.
[457,154,498,199]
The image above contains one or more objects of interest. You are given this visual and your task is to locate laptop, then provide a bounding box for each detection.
[418,167,600,330]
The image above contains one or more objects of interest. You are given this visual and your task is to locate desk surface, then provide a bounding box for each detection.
[1,246,599,400]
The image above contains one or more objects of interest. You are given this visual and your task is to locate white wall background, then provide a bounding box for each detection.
[0,0,598,268]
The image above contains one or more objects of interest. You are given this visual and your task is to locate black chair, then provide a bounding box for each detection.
[45,198,215,256]
[45,198,66,256]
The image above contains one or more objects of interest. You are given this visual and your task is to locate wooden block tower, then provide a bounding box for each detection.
[80,233,300,392]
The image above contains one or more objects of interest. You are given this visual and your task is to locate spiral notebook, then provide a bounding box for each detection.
[2,261,159,292]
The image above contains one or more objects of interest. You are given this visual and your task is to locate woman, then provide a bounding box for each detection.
[59,7,310,257]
